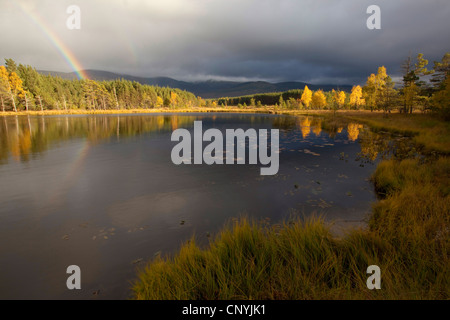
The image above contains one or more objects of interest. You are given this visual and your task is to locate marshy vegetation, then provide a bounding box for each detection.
[133,113,449,300]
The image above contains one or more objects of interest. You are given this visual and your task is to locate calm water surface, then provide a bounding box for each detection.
[0,113,384,299]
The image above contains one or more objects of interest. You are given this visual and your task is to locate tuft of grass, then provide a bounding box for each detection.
[371,157,450,252]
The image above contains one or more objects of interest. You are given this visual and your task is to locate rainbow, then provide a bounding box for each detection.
[10,0,89,80]
[45,137,92,208]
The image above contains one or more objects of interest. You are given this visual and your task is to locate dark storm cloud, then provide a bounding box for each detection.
[1,0,449,84]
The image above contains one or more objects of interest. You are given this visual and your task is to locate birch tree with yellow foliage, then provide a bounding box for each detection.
[0,66,9,112]
[0,66,25,112]
[170,91,179,108]
[332,89,346,114]
[156,96,164,108]
[311,90,327,109]
[349,85,365,109]
[301,85,312,109]
[363,66,391,112]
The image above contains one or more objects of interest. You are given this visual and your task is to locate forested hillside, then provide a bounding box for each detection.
[0,59,201,112]
[38,69,352,99]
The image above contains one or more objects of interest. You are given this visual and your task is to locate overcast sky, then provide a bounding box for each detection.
[0,0,449,85]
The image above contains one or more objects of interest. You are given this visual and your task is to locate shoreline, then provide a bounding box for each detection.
[0,108,386,117]
[3,108,447,154]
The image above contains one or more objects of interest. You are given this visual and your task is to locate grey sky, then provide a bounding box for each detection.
[0,0,449,85]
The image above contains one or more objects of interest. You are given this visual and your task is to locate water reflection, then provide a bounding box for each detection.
[272,116,324,140]
[357,129,420,163]
[0,114,418,166]
[0,115,198,164]
[347,123,364,142]
[270,115,419,164]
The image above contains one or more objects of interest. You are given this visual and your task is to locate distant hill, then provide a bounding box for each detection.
[38,69,352,99]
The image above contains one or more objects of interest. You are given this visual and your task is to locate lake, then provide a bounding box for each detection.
[0,113,386,299]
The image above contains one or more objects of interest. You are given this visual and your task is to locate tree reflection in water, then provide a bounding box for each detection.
[0,114,421,166]
[0,115,197,164]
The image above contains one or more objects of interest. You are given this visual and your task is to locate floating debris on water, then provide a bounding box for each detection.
[304,149,320,156]
[132,258,143,265]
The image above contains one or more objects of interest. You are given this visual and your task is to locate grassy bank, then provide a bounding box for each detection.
[132,111,449,300]
[133,212,448,299]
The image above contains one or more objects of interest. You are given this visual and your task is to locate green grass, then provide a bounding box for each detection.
[132,111,449,300]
